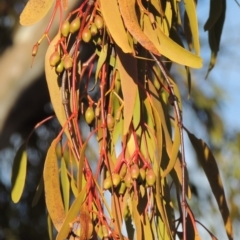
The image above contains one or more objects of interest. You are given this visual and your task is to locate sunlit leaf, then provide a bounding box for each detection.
[132,194,142,240]
[31,176,43,207]
[100,0,133,53]
[143,15,202,68]
[43,138,65,231]
[11,143,27,203]
[20,0,55,26]
[61,157,70,213]
[95,44,108,81]
[56,186,87,240]
[45,34,71,141]
[47,214,54,240]
[77,140,87,192]
[186,130,233,240]
[184,0,200,55]
[116,46,138,135]
[117,0,160,55]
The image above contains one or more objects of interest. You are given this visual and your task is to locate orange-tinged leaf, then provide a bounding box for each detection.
[61,158,70,213]
[43,138,65,231]
[56,186,87,240]
[20,0,55,26]
[45,34,71,141]
[186,130,233,240]
[116,46,138,135]
[117,0,160,55]
[11,143,27,203]
[100,0,133,53]
[143,15,202,68]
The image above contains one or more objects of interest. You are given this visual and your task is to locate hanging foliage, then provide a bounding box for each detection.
[12,0,232,240]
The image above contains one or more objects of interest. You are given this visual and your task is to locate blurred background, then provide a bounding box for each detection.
[0,0,240,239]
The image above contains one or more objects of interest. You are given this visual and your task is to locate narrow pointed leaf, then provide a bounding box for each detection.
[143,15,202,68]
[56,186,87,240]
[11,143,27,203]
[43,138,65,231]
[116,46,138,135]
[184,0,200,55]
[45,34,71,141]
[186,130,233,240]
[20,0,55,26]
[61,158,70,213]
[100,0,133,53]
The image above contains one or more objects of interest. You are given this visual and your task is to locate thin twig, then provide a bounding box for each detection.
[149,52,187,240]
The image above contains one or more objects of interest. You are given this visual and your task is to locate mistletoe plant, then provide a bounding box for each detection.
[11,0,232,240]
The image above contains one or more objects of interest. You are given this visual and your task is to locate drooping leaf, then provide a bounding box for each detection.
[186,130,233,240]
[132,194,142,240]
[56,186,87,240]
[43,138,65,232]
[95,43,108,82]
[45,34,71,141]
[100,0,133,53]
[11,143,27,203]
[77,140,88,192]
[70,178,78,198]
[117,0,160,55]
[184,0,200,55]
[20,0,55,26]
[116,46,138,135]
[143,15,202,68]
[204,0,226,77]
[47,214,54,240]
[61,157,70,213]
[32,176,44,207]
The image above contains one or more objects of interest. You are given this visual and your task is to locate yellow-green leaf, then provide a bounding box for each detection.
[47,214,54,240]
[61,158,70,213]
[11,143,27,203]
[20,0,55,26]
[95,44,108,81]
[100,0,133,53]
[116,46,138,135]
[184,0,200,55]
[117,0,160,55]
[186,130,233,240]
[77,140,87,192]
[70,178,78,198]
[43,138,65,231]
[56,186,87,240]
[45,34,71,141]
[143,15,202,68]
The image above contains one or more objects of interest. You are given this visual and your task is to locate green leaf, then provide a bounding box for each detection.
[56,186,87,240]
[31,176,43,207]
[143,14,202,68]
[43,138,65,232]
[11,143,27,203]
[100,0,133,53]
[186,130,233,240]
[70,178,78,198]
[116,46,138,135]
[47,214,54,240]
[61,158,70,213]
[20,0,55,26]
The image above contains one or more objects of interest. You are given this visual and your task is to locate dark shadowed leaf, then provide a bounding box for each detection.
[186,130,233,240]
